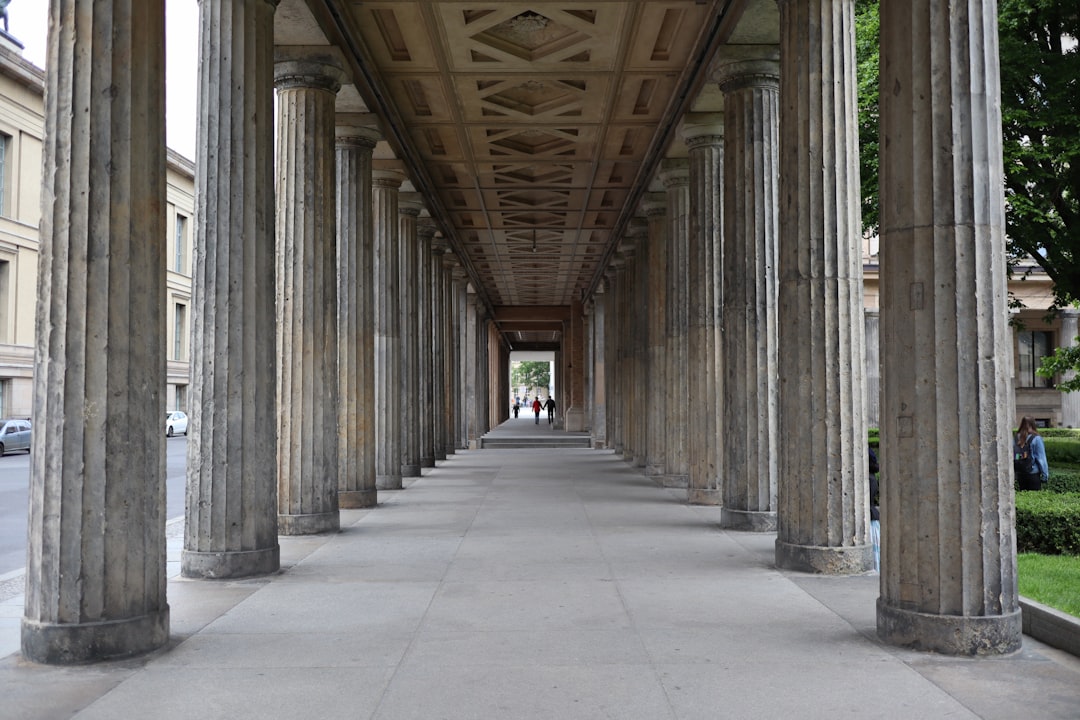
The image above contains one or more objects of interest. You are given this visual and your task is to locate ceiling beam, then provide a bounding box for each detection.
[493,306,571,323]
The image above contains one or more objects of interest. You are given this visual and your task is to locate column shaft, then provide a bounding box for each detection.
[374,170,404,488]
[662,161,691,489]
[335,121,379,508]
[417,221,437,467]
[274,54,344,535]
[718,58,781,531]
[1060,311,1080,427]
[183,0,280,578]
[877,0,1021,654]
[431,241,447,461]
[686,126,724,505]
[775,0,872,573]
[398,196,422,477]
[24,0,169,664]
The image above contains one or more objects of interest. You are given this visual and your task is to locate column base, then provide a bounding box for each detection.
[421,456,435,468]
[339,489,377,509]
[721,508,777,532]
[877,598,1022,656]
[775,539,873,575]
[565,408,586,431]
[687,488,721,505]
[377,474,403,490]
[633,454,647,468]
[592,438,607,449]
[22,607,169,665]
[662,474,688,489]
[402,464,421,478]
[435,450,447,461]
[645,462,665,477]
[278,511,340,535]
[446,447,456,456]
[613,442,624,455]
[182,545,280,579]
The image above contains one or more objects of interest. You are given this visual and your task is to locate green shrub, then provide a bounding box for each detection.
[1015,492,1080,555]
[1046,470,1080,494]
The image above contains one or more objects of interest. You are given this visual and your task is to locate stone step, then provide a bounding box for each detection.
[481,437,592,450]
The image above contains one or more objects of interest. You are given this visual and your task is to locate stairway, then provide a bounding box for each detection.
[480,433,593,450]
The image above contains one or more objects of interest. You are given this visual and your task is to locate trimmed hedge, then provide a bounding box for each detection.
[1046,470,1080,494]
[1043,437,1080,464]
[1039,428,1080,439]
[1015,492,1080,555]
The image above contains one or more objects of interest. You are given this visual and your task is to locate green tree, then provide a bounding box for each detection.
[511,361,550,394]
[856,0,1080,387]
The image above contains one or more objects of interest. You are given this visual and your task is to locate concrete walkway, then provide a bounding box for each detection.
[4,423,1080,719]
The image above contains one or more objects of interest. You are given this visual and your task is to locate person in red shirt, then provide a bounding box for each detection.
[531,397,542,425]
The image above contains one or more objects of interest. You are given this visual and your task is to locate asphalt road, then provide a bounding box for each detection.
[0,435,189,576]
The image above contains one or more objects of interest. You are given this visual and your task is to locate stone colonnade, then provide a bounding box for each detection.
[23,0,1021,663]
[593,0,1021,656]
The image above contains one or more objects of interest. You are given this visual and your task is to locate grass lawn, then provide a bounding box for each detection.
[1018,553,1080,618]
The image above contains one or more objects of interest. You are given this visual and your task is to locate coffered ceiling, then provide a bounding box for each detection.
[281,0,778,344]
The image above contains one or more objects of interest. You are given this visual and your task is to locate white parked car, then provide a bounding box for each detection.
[166,411,188,437]
[0,418,31,455]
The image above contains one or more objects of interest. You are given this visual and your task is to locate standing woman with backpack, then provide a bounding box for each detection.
[1013,416,1049,491]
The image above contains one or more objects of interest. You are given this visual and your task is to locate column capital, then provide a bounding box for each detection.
[713,55,781,93]
[658,158,690,188]
[417,217,439,239]
[641,192,667,217]
[682,112,724,148]
[398,192,424,217]
[335,113,381,148]
[274,47,348,92]
[373,168,406,189]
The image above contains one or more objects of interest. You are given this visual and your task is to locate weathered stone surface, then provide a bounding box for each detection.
[1061,310,1080,427]
[716,56,781,532]
[183,0,281,578]
[684,120,724,506]
[876,0,1020,655]
[374,170,405,489]
[431,237,449,461]
[23,0,169,664]
[335,119,380,509]
[274,52,345,535]
[774,0,872,574]
[399,194,423,478]
[661,160,690,490]
[417,219,438,467]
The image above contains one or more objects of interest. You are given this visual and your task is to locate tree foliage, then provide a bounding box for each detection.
[511,361,549,394]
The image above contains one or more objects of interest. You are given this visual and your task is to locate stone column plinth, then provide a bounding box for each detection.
[274,51,344,535]
[335,118,380,509]
[642,196,667,477]
[417,219,438,467]
[398,193,423,477]
[182,0,280,579]
[661,160,691,490]
[23,0,169,664]
[775,0,872,574]
[876,0,1020,655]
[684,119,724,506]
[717,56,781,531]
[374,169,404,488]
[1060,310,1080,428]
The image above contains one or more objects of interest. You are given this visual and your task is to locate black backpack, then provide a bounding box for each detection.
[1013,436,1039,476]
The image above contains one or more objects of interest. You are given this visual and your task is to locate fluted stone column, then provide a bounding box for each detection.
[864,309,881,428]
[453,265,469,449]
[1060,310,1080,428]
[775,0,872,574]
[398,193,423,477]
[182,0,280,579]
[685,119,724,506]
[876,0,1021,655]
[442,254,461,455]
[23,0,169,664]
[627,220,650,467]
[717,56,781,531]
[465,291,479,446]
[274,51,344,535]
[584,303,594,432]
[591,292,608,448]
[431,237,448,461]
[610,261,628,455]
[418,219,438,467]
[374,169,404,488]
[662,160,691,489]
[335,117,380,508]
[642,197,666,477]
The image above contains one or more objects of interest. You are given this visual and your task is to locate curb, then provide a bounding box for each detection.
[1021,596,1080,657]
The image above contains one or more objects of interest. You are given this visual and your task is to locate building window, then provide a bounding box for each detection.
[175,384,187,412]
[0,133,10,217]
[174,214,187,273]
[1017,330,1053,388]
[174,303,187,361]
